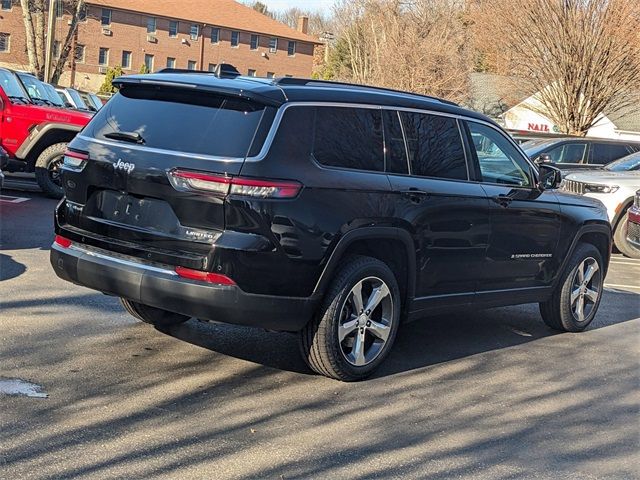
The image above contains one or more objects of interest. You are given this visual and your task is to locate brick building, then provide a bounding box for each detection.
[0,0,319,91]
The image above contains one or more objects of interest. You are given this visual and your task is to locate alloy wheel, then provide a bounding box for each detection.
[570,257,602,322]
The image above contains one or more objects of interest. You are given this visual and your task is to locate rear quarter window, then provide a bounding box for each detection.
[85,86,269,158]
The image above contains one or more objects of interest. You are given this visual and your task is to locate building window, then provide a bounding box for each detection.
[190,24,199,40]
[250,34,259,50]
[210,27,220,44]
[75,44,85,63]
[144,54,154,72]
[266,72,275,78]
[1,0,11,11]
[55,0,63,17]
[187,60,197,70]
[208,63,216,72]
[166,57,175,68]
[231,31,239,47]
[98,47,109,65]
[53,40,61,58]
[78,3,87,21]
[248,69,256,77]
[0,33,9,52]
[122,50,131,69]
[269,37,278,53]
[169,21,178,38]
[101,8,111,26]
[147,17,156,34]
[287,41,296,56]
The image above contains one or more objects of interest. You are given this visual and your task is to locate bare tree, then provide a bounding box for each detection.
[475,0,640,135]
[20,0,86,83]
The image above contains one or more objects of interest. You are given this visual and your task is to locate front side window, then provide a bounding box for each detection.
[98,47,109,65]
[589,143,631,165]
[147,17,156,34]
[121,50,131,69]
[545,142,586,164]
[211,27,220,43]
[0,33,10,52]
[231,31,239,47]
[250,34,259,50]
[288,40,296,56]
[468,122,531,186]
[101,8,111,26]
[169,21,178,38]
[190,24,199,40]
[269,37,278,52]
[401,112,467,180]
[313,106,384,172]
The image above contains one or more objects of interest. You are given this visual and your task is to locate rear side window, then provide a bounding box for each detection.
[87,86,267,158]
[400,112,467,180]
[312,106,384,172]
[589,143,631,165]
[546,142,586,163]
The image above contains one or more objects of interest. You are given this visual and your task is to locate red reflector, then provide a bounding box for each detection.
[175,266,236,286]
[629,209,640,223]
[64,150,89,160]
[54,235,72,248]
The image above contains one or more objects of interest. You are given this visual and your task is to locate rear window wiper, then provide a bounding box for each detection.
[104,131,146,144]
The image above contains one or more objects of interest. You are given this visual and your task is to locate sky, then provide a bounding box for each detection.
[255,0,336,14]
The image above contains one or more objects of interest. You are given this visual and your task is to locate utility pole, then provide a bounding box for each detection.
[44,0,57,82]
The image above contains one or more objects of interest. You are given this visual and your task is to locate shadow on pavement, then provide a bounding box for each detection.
[0,254,27,282]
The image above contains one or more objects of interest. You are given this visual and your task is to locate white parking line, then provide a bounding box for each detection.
[0,195,30,204]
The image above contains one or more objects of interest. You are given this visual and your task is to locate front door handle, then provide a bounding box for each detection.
[492,194,513,207]
[401,188,430,204]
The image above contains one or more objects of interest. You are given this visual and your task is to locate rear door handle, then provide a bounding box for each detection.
[401,188,430,203]
[492,194,513,207]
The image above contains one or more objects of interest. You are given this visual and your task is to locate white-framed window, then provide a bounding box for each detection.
[210,27,220,43]
[1,0,12,11]
[101,8,111,26]
[231,31,239,47]
[166,57,176,68]
[147,17,156,34]
[0,33,9,52]
[75,44,85,63]
[122,50,131,69]
[144,53,154,72]
[247,69,256,77]
[250,34,259,50]
[187,60,197,70]
[266,72,275,78]
[269,37,278,53]
[208,63,216,72]
[98,47,109,65]
[287,40,296,56]
[190,24,199,40]
[169,21,178,38]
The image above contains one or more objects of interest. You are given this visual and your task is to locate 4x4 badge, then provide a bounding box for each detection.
[113,159,135,174]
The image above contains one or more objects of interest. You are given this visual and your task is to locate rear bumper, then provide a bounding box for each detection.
[50,243,319,332]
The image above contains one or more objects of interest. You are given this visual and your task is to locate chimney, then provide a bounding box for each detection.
[297,16,309,35]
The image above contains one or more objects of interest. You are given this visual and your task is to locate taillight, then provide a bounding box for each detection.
[175,266,236,286]
[63,149,89,169]
[168,169,302,199]
[54,235,72,248]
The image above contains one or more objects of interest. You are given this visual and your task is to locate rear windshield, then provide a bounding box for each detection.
[85,86,268,158]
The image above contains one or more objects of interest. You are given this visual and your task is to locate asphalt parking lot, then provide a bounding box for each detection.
[1,186,639,480]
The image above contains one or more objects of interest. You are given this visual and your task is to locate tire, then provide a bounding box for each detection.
[120,298,190,328]
[613,212,640,259]
[539,243,604,332]
[299,255,401,381]
[35,142,67,198]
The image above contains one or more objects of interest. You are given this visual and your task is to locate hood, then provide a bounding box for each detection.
[564,170,640,185]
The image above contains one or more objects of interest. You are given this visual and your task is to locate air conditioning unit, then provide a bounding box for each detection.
[98,66,108,74]
[146,34,157,43]
[101,27,112,36]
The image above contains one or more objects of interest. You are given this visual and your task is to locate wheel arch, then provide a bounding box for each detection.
[313,227,417,311]
[611,197,634,231]
[15,123,81,170]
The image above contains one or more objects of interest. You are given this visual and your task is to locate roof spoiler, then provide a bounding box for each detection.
[156,63,241,79]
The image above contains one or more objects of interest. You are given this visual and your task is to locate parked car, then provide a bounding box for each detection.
[625,190,640,255]
[522,137,640,171]
[79,91,104,112]
[55,87,92,112]
[0,67,92,197]
[51,71,612,381]
[561,152,640,258]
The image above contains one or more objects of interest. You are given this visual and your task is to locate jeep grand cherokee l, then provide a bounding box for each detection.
[51,71,612,381]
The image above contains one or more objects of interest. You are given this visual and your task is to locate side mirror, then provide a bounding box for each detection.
[535,153,553,165]
[537,164,562,190]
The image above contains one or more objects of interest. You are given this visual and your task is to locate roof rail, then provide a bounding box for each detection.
[274,77,458,106]
[157,63,241,79]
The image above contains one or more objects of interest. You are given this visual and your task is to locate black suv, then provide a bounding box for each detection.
[51,72,612,381]
[522,137,640,171]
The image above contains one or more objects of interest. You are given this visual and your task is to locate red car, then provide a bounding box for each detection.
[0,67,92,197]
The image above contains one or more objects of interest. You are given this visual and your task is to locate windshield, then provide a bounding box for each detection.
[41,83,65,107]
[17,73,50,102]
[0,69,29,100]
[604,152,640,172]
[67,88,89,110]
